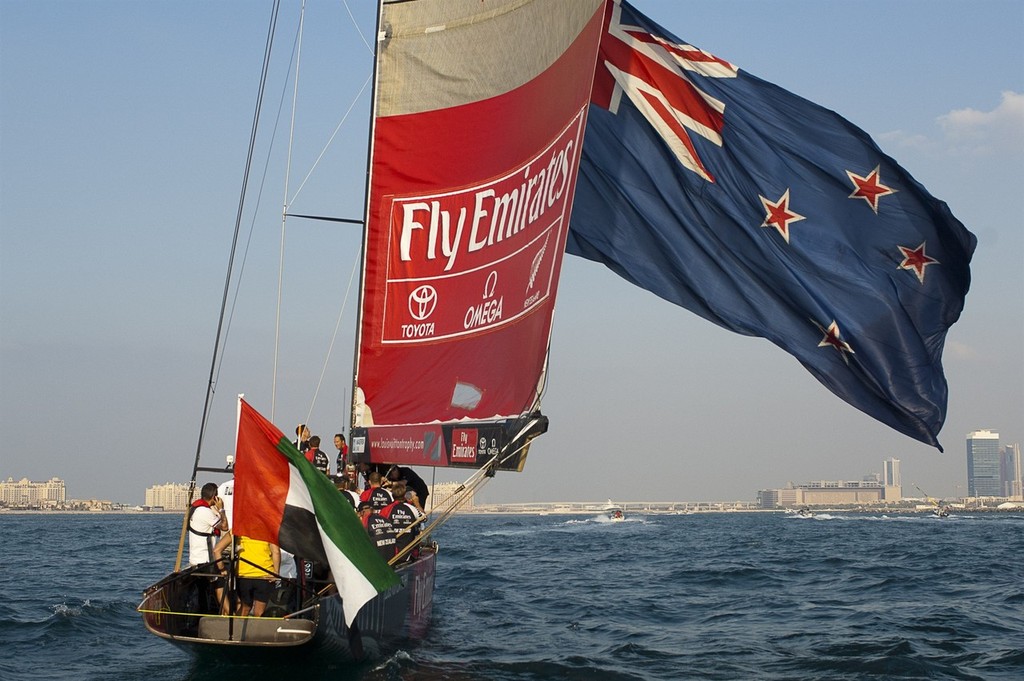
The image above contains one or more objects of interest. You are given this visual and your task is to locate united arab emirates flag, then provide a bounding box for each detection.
[232,397,399,626]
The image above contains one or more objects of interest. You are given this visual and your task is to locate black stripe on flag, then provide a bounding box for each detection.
[279,504,329,565]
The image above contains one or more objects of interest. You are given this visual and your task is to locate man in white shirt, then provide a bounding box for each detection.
[188,482,228,566]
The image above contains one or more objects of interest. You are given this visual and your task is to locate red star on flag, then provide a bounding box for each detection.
[897,242,940,283]
[760,189,805,243]
[846,166,896,213]
[817,320,855,362]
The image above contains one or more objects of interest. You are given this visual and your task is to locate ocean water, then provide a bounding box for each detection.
[1,511,1022,680]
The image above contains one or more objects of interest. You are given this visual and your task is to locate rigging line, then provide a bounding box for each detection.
[415,467,496,546]
[303,250,360,426]
[284,213,364,225]
[418,443,513,530]
[407,415,542,549]
[212,19,306,404]
[536,350,550,409]
[388,513,434,565]
[341,0,375,55]
[287,73,372,207]
[192,0,281,479]
[273,0,308,421]
[523,342,551,417]
[177,0,282,573]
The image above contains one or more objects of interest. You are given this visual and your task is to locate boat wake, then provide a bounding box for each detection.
[786,513,977,522]
[479,527,544,538]
[593,515,642,524]
[371,649,414,675]
[563,516,645,525]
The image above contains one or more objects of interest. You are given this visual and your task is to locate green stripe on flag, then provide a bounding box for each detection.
[274,437,400,591]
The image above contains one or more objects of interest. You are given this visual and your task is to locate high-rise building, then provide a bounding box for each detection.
[1002,442,1022,500]
[0,477,67,508]
[883,458,902,501]
[966,430,1001,497]
[145,482,190,510]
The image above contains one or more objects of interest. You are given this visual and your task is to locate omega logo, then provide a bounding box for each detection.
[483,271,498,298]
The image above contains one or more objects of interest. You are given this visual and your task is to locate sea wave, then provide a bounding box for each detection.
[3,512,1022,680]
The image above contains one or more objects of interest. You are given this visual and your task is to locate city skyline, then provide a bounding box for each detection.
[2,1,1022,505]
[6,436,1021,507]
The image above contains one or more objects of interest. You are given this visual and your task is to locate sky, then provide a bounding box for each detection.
[1,1,1022,506]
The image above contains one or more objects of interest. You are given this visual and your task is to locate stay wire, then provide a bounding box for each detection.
[399,414,542,561]
[190,0,281,490]
[273,0,307,420]
[213,17,307,405]
[304,255,359,428]
[177,0,282,572]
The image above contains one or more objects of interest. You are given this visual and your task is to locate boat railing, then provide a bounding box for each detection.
[139,570,322,646]
[138,553,324,640]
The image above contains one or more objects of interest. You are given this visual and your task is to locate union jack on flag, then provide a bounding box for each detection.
[568,0,976,449]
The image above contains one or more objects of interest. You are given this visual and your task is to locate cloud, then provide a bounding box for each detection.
[938,90,1024,155]
[946,340,977,360]
[876,130,933,152]
[876,92,1024,157]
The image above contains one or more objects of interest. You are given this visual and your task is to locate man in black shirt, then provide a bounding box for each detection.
[306,435,330,476]
[386,466,429,510]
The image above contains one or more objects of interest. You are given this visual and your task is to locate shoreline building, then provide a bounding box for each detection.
[0,477,67,508]
[966,430,1001,497]
[883,458,902,502]
[144,483,191,511]
[758,459,902,509]
[429,481,473,513]
[1002,442,1022,500]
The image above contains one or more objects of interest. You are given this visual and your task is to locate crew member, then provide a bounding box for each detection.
[386,466,429,510]
[235,535,281,617]
[381,483,423,561]
[359,500,396,562]
[188,482,228,566]
[306,435,330,476]
[334,433,348,478]
[360,471,393,510]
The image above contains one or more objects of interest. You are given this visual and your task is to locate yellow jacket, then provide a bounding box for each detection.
[236,536,279,579]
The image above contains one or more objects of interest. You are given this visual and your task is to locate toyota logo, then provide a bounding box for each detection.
[408,285,437,321]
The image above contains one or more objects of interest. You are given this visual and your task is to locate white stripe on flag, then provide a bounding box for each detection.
[286,464,379,626]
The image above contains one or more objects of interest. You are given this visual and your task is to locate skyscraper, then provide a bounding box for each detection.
[883,458,901,487]
[1002,443,1022,500]
[966,430,1001,497]
[883,458,902,501]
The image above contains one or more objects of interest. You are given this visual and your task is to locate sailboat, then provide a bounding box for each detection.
[139,0,606,661]
[915,485,952,518]
[138,0,975,664]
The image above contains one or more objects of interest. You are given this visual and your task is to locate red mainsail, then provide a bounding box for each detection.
[354,0,606,429]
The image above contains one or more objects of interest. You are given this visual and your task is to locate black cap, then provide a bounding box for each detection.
[357,500,372,511]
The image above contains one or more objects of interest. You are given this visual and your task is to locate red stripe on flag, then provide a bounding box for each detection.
[232,399,290,545]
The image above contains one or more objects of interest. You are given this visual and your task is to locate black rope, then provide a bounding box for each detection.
[189,0,283,490]
[284,212,364,225]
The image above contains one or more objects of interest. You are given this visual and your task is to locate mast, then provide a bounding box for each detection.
[350,0,386,432]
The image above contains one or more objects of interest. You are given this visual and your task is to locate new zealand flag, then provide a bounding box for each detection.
[568,0,976,449]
